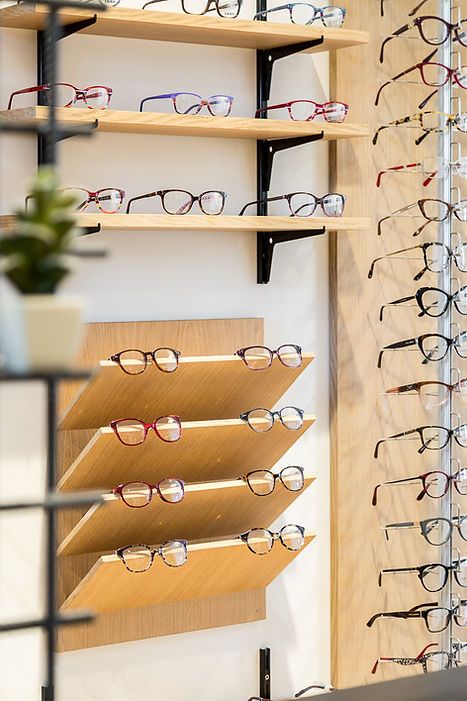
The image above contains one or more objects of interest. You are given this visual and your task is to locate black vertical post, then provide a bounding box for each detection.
[255,0,268,216]
[37,7,59,166]
[259,647,271,700]
[37,30,46,165]
[41,378,58,701]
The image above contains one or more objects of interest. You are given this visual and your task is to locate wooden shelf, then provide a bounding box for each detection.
[59,353,314,430]
[0,5,369,52]
[61,533,314,613]
[58,415,315,492]
[0,107,370,141]
[0,214,371,232]
[0,106,370,140]
[58,475,315,557]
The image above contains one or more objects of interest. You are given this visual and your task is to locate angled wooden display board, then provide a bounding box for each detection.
[58,476,315,556]
[59,353,314,430]
[61,534,315,613]
[0,107,370,142]
[58,416,316,491]
[0,4,369,51]
[0,213,371,233]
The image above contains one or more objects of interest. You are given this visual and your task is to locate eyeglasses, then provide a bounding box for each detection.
[379,285,467,321]
[372,469,467,505]
[368,241,467,281]
[240,524,305,554]
[142,0,242,17]
[139,92,234,116]
[375,50,467,108]
[235,344,302,370]
[379,559,467,593]
[253,3,345,26]
[240,406,304,432]
[372,643,458,675]
[238,192,345,217]
[255,100,348,123]
[373,110,467,146]
[242,466,305,496]
[110,416,182,446]
[374,425,467,458]
[109,347,181,375]
[367,601,467,633]
[378,199,467,237]
[7,83,112,110]
[116,540,188,572]
[380,16,467,63]
[112,478,185,507]
[295,683,335,696]
[59,187,125,214]
[126,189,226,215]
[378,331,467,368]
[376,157,467,188]
[384,379,467,410]
[384,516,467,546]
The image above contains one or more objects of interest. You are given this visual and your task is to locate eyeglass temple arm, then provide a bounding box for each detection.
[379,294,415,321]
[409,0,429,16]
[375,48,437,106]
[379,566,419,586]
[377,337,416,369]
[419,88,439,111]
[374,428,418,459]
[367,610,413,628]
[383,520,417,541]
[295,685,327,697]
[255,103,288,116]
[376,163,420,188]
[139,94,173,111]
[238,195,287,216]
[7,84,49,110]
[368,244,422,279]
[380,21,412,64]
[142,0,167,9]
[253,5,285,17]
[125,191,159,213]
[371,476,420,506]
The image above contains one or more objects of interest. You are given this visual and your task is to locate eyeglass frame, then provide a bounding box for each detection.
[379,285,467,321]
[374,425,467,458]
[109,347,181,375]
[255,100,348,122]
[253,3,346,26]
[378,559,467,592]
[372,469,467,505]
[116,539,188,572]
[241,466,305,495]
[125,189,227,215]
[7,82,113,110]
[366,600,467,633]
[139,91,234,115]
[377,332,467,368]
[383,515,467,546]
[142,0,242,16]
[384,379,467,407]
[376,157,467,189]
[380,15,467,64]
[239,406,305,432]
[368,241,467,282]
[112,478,186,507]
[239,524,305,554]
[377,198,467,238]
[373,110,467,147]
[110,416,182,445]
[235,344,303,369]
[238,192,346,217]
[371,643,457,674]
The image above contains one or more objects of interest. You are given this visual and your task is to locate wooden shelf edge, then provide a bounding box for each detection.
[0,5,369,53]
[57,475,316,557]
[0,214,371,232]
[0,107,370,141]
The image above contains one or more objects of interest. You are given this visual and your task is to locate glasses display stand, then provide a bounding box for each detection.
[331,0,466,689]
[0,2,370,281]
[54,317,315,651]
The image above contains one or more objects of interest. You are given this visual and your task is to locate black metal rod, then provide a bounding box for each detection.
[0,491,103,511]
[0,610,93,634]
[260,647,271,699]
[256,0,268,217]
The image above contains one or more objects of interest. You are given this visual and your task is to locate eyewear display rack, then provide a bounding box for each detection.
[54,318,315,651]
[331,0,466,689]
[0,1,371,282]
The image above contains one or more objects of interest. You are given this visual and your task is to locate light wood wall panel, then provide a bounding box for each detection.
[329,0,464,688]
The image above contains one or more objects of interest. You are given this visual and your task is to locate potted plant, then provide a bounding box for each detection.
[0,168,87,372]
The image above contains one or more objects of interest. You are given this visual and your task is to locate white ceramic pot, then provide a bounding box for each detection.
[0,281,84,372]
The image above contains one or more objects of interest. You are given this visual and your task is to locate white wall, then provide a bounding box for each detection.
[0,3,330,699]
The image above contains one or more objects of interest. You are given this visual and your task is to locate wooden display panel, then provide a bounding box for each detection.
[0,5,368,51]
[58,416,315,492]
[329,0,457,689]
[58,476,315,556]
[0,107,370,141]
[59,353,314,430]
[61,534,315,613]
[0,213,371,233]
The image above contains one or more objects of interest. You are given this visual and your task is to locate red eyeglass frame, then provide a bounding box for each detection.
[255,99,349,122]
[112,478,186,507]
[7,83,113,110]
[110,416,182,445]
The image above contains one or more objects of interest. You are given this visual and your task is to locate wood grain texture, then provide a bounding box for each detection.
[61,534,315,612]
[58,416,316,491]
[0,5,368,51]
[329,0,454,689]
[58,476,315,556]
[0,107,370,141]
[57,318,262,417]
[59,353,314,429]
[0,213,371,232]
[57,590,265,652]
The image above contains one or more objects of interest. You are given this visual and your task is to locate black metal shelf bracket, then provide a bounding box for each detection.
[257,227,326,284]
[57,120,99,141]
[59,14,98,39]
[259,647,271,700]
[80,223,102,236]
[257,38,325,102]
[260,132,324,191]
